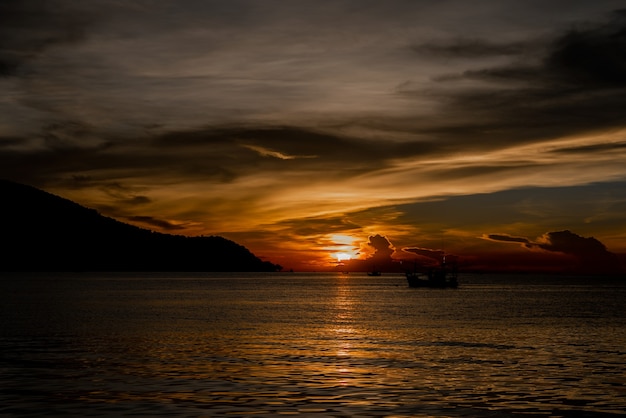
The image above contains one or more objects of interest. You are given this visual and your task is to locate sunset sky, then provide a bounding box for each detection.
[1,0,625,272]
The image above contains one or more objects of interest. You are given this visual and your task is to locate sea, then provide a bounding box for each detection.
[0,272,624,418]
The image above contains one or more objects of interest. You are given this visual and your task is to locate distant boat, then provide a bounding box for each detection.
[405,257,458,288]
[367,266,382,276]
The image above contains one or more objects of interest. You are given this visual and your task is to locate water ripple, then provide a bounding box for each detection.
[1,273,625,417]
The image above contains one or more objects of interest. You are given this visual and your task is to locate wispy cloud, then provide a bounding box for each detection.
[124,215,187,231]
[241,144,317,160]
[484,234,531,245]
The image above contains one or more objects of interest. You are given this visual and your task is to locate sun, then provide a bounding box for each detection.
[334,252,352,262]
[325,234,360,264]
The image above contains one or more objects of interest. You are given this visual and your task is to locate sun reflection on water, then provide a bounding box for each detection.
[2,274,625,417]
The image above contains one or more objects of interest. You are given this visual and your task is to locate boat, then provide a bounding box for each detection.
[367,269,382,276]
[405,257,458,288]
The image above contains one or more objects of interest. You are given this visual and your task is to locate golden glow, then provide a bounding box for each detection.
[334,252,352,262]
[325,234,361,264]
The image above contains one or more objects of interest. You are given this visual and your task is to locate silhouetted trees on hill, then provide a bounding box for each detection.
[0,180,279,272]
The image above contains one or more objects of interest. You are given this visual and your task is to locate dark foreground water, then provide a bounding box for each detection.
[1,272,624,417]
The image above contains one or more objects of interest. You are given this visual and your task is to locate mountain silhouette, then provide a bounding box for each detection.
[0,180,279,272]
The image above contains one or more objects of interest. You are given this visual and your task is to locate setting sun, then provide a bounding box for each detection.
[327,234,362,265]
[334,252,352,262]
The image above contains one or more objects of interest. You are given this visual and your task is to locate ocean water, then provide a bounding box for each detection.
[0,272,624,417]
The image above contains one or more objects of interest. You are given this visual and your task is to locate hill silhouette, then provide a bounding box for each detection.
[0,180,279,272]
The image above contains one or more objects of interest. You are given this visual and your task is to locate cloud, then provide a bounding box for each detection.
[485,234,532,245]
[123,215,186,231]
[1,1,626,271]
[403,9,626,145]
[122,195,151,206]
[538,230,622,274]
[403,247,445,261]
[336,233,400,272]
[487,230,622,274]
[536,230,614,254]
[549,139,626,155]
[545,9,626,86]
[241,144,316,160]
[412,38,529,58]
[0,0,92,76]
[96,182,152,206]
[367,234,394,260]
[273,215,362,237]
[41,121,108,151]
[457,9,626,87]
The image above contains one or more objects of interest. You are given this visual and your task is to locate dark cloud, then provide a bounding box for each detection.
[412,39,530,58]
[550,140,626,155]
[0,0,92,76]
[340,234,400,272]
[402,246,460,273]
[536,230,615,255]
[540,230,622,274]
[406,9,626,144]
[456,9,626,87]
[155,126,399,169]
[41,121,107,150]
[273,215,362,237]
[0,128,240,189]
[489,229,622,274]
[403,247,445,261]
[0,124,418,189]
[422,163,540,182]
[368,234,394,261]
[0,148,104,188]
[4,5,623,193]
[545,10,626,86]
[97,182,152,206]
[124,215,186,231]
[0,136,24,149]
[148,125,395,183]
[123,195,151,205]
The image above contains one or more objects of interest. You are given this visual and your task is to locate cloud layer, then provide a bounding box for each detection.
[1,1,626,270]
